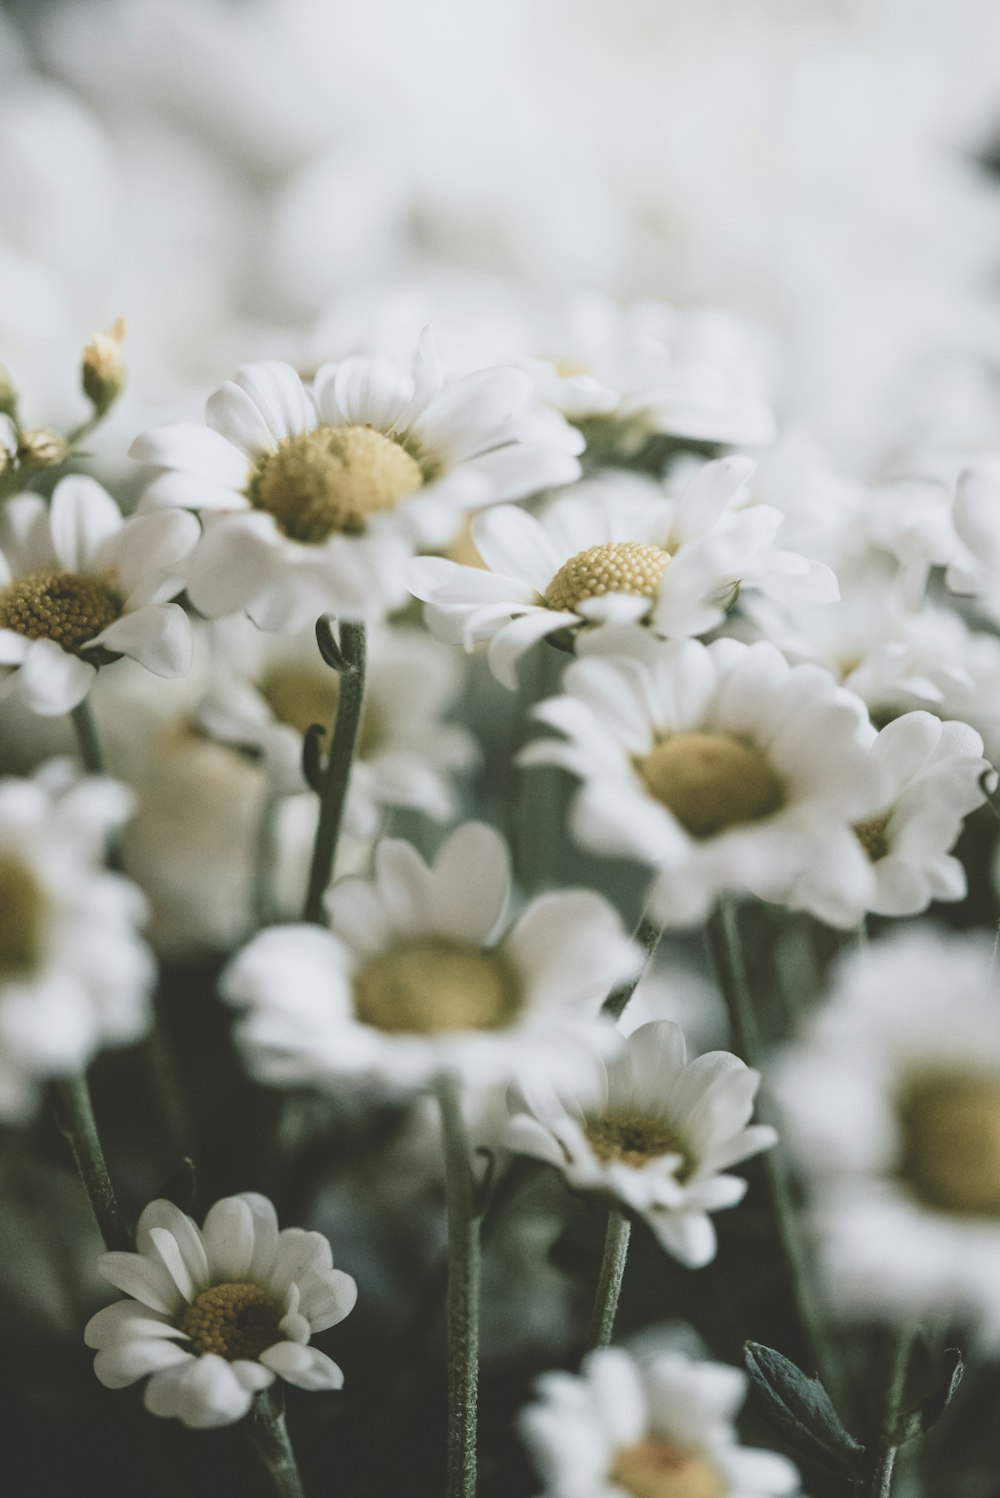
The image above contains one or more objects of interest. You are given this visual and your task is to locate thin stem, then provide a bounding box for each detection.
[51,1072,131,1251]
[588,1208,632,1350]
[71,698,104,774]
[603,913,662,1022]
[435,1072,481,1498]
[303,621,367,924]
[247,1388,306,1498]
[706,898,844,1410]
[863,1329,916,1497]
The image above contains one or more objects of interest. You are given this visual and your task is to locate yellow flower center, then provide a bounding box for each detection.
[637,732,785,839]
[179,1282,284,1361]
[898,1070,1000,1215]
[257,666,381,757]
[353,937,521,1035]
[0,569,121,653]
[610,1439,725,1498]
[585,1111,690,1173]
[544,542,670,614]
[0,854,45,979]
[248,426,424,543]
[854,814,890,862]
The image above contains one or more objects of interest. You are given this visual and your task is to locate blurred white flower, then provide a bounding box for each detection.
[0,761,152,1119]
[198,619,477,832]
[86,1193,356,1428]
[521,636,879,927]
[0,477,196,716]
[789,711,987,929]
[411,458,836,688]
[776,929,1000,1347]
[222,821,640,1093]
[521,1341,799,1498]
[507,1020,775,1267]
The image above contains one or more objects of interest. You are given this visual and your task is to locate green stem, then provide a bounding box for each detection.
[435,1072,481,1498]
[705,898,844,1409]
[588,1208,632,1350]
[247,1388,306,1498]
[71,699,104,774]
[603,914,661,1022]
[51,1073,131,1251]
[863,1329,916,1497]
[303,621,366,924]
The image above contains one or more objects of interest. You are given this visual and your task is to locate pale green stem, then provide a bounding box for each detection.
[71,698,104,774]
[588,1208,632,1350]
[603,914,661,1022]
[863,1328,916,1497]
[706,898,845,1410]
[435,1072,481,1498]
[303,621,367,924]
[52,1072,131,1251]
[247,1388,306,1498]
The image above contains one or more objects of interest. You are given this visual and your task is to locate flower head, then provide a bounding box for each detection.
[86,1193,357,1428]
[131,338,583,630]
[222,822,641,1093]
[0,477,197,715]
[508,1021,776,1267]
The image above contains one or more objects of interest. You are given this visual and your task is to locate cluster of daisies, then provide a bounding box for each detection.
[2,294,1000,1495]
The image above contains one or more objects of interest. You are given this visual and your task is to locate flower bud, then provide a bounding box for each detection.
[81,316,126,416]
[0,365,17,420]
[16,429,69,469]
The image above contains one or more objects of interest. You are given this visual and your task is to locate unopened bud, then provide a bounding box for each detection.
[81,316,127,415]
[17,428,69,469]
[0,366,17,420]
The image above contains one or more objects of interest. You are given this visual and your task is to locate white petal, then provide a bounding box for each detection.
[260,1341,345,1391]
[94,1340,194,1389]
[202,1197,256,1282]
[0,630,29,664]
[85,1299,187,1348]
[49,476,122,571]
[89,603,193,677]
[206,381,280,458]
[233,361,315,442]
[101,508,200,606]
[17,639,96,715]
[98,1252,186,1315]
[185,513,280,618]
[430,822,511,942]
[130,422,250,488]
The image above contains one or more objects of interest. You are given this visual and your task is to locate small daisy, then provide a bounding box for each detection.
[85,1193,357,1428]
[221,822,641,1093]
[521,1341,800,1498]
[507,1021,776,1268]
[197,618,478,832]
[130,338,583,630]
[0,476,197,715]
[410,459,837,689]
[775,930,1000,1347]
[520,636,880,927]
[0,761,153,1120]
[789,711,988,928]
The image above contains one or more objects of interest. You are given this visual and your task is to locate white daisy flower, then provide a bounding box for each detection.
[521,1342,800,1498]
[0,476,197,715]
[130,339,583,631]
[197,618,478,832]
[775,930,1000,1347]
[221,821,641,1093]
[0,761,153,1120]
[789,711,988,929]
[520,636,879,928]
[507,1020,776,1268]
[524,293,777,456]
[85,1192,357,1428]
[410,458,837,689]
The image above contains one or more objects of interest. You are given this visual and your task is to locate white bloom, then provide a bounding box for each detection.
[85,1193,357,1428]
[0,477,197,715]
[507,1021,776,1268]
[947,454,1000,614]
[775,930,1000,1347]
[0,761,153,1119]
[521,1342,800,1498]
[131,340,583,630]
[222,822,641,1093]
[411,458,837,689]
[524,293,777,453]
[789,711,987,929]
[197,618,477,831]
[521,636,879,927]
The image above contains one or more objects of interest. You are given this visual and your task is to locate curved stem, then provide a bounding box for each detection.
[247,1388,306,1498]
[863,1329,916,1497]
[435,1072,481,1498]
[706,898,844,1410]
[603,913,661,1022]
[71,699,104,774]
[51,1072,131,1251]
[588,1208,632,1350]
[303,621,367,924]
